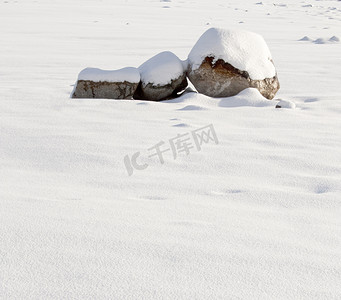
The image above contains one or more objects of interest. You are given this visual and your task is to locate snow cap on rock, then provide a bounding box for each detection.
[138,51,185,86]
[188,27,276,80]
[78,67,140,83]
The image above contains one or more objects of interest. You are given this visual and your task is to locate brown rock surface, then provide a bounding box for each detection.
[188,56,280,99]
[72,80,138,99]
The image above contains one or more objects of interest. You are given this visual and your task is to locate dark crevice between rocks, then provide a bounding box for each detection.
[133,76,188,101]
[132,81,144,100]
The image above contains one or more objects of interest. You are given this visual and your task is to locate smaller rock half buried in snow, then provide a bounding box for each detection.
[134,51,188,101]
[72,67,140,99]
[275,99,296,109]
[187,28,280,99]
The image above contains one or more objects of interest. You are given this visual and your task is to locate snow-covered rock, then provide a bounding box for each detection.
[187,28,280,99]
[133,51,188,101]
[275,99,296,109]
[72,67,140,99]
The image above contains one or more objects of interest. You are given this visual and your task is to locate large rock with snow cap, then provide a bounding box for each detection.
[133,51,188,101]
[72,67,140,99]
[187,28,280,99]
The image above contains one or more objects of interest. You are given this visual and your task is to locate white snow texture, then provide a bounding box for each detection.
[138,51,185,86]
[1,0,341,299]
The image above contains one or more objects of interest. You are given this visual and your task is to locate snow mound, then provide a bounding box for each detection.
[314,38,328,44]
[138,51,185,86]
[219,88,274,107]
[77,67,140,83]
[188,27,276,80]
[166,88,275,108]
[329,36,340,42]
[300,36,339,44]
[299,36,312,41]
